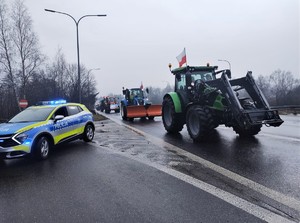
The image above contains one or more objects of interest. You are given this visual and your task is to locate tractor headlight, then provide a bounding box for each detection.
[14,132,29,144]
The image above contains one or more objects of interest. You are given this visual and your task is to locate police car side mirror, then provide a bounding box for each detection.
[54,115,64,123]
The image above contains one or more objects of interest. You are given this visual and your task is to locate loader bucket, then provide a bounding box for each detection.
[126,105,147,118]
[146,104,162,117]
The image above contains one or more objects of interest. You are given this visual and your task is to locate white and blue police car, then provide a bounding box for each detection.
[0,100,95,160]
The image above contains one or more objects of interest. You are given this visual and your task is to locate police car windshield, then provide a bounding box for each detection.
[9,107,55,123]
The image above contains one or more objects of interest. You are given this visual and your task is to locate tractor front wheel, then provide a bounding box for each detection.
[233,125,262,137]
[162,96,184,133]
[186,105,214,142]
[234,99,262,137]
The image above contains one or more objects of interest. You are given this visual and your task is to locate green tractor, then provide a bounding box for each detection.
[162,64,284,142]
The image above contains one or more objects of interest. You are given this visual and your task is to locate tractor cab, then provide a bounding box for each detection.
[171,65,218,105]
[123,88,147,106]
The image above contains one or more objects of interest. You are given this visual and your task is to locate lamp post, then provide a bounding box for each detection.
[218,59,231,71]
[44,9,106,103]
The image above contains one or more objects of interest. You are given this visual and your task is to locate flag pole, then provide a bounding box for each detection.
[184,47,188,67]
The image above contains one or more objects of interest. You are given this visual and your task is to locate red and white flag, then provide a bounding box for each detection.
[140,81,144,90]
[176,48,187,67]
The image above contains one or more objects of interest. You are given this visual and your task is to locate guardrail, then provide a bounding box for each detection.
[270,105,300,115]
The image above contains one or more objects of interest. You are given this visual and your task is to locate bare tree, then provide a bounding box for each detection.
[64,64,79,102]
[47,47,68,98]
[11,0,44,99]
[0,0,19,112]
[270,69,298,105]
[147,84,174,104]
[81,67,98,109]
[255,74,271,99]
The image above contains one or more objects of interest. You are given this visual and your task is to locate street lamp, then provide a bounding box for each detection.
[218,59,231,71]
[44,9,106,103]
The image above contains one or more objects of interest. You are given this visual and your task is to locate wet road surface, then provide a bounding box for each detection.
[105,112,300,221]
[0,139,266,222]
[0,113,299,222]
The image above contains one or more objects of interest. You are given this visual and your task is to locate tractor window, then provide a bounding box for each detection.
[130,89,144,98]
[191,74,202,83]
[191,72,214,82]
[176,74,186,91]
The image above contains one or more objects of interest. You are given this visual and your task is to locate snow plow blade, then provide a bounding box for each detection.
[146,104,162,117]
[126,104,162,118]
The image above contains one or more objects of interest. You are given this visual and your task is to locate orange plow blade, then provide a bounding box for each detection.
[126,104,162,118]
[126,105,147,118]
[146,104,162,117]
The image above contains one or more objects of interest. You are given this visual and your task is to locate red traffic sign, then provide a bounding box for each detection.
[19,99,28,108]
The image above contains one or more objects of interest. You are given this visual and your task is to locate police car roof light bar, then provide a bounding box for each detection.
[40,100,67,105]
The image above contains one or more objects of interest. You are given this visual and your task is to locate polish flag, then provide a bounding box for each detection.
[176,48,187,67]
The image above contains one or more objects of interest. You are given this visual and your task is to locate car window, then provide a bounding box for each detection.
[9,107,55,123]
[53,106,68,118]
[67,105,82,116]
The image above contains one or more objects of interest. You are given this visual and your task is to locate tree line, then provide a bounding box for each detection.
[255,70,300,106]
[0,0,98,121]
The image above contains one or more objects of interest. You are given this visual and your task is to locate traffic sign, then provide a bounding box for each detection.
[19,99,28,108]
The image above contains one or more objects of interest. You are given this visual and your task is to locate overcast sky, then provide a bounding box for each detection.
[25,0,299,96]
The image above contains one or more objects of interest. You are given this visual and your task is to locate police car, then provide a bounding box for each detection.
[0,100,95,160]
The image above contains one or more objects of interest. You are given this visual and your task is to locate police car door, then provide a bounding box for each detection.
[52,106,76,143]
[66,105,83,135]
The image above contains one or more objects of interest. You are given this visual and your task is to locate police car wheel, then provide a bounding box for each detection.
[34,136,50,160]
[83,124,94,142]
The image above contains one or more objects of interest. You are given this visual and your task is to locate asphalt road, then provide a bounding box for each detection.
[105,112,300,221]
[0,113,299,222]
[0,141,264,223]
[110,114,300,198]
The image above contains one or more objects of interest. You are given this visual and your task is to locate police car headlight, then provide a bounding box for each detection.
[14,133,29,144]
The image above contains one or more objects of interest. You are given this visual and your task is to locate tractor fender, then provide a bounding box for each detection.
[163,92,182,113]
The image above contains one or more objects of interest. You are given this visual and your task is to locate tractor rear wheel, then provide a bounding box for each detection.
[162,96,184,133]
[186,105,214,142]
